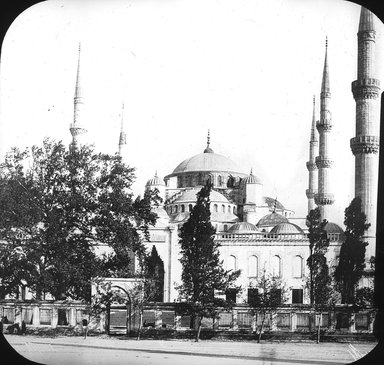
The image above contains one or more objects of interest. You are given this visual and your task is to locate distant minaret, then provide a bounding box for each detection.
[118,102,127,159]
[350,7,380,259]
[315,38,334,221]
[70,44,87,151]
[306,96,318,213]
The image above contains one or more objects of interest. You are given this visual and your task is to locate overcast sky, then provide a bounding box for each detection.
[0,0,383,227]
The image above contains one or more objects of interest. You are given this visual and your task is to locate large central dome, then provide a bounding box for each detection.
[172,151,244,175]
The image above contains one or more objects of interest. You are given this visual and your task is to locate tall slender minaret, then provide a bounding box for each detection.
[315,38,334,221]
[70,44,87,151]
[118,102,127,159]
[350,7,380,259]
[306,96,318,213]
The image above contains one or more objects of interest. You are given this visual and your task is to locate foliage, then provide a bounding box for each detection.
[306,208,332,307]
[335,197,370,304]
[145,245,164,302]
[176,181,241,341]
[0,139,158,300]
[248,270,288,342]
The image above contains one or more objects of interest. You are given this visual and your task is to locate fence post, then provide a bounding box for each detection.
[52,307,58,328]
[232,309,238,330]
[291,312,297,332]
[32,305,40,326]
[155,309,162,329]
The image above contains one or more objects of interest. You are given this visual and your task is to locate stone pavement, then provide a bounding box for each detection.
[3,334,380,365]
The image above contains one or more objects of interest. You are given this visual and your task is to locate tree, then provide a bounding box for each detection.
[306,208,330,306]
[305,208,336,342]
[248,270,288,343]
[176,181,241,341]
[335,197,370,304]
[0,139,158,300]
[145,245,164,302]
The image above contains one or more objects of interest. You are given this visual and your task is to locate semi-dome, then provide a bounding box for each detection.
[173,188,230,204]
[324,222,344,234]
[257,212,288,228]
[227,222,259,234]
[270,222,303,234]
[146,172,165,186]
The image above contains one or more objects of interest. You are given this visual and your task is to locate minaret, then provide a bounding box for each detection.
[118,102,127,159]
[306,96,318,213]
[315,38,334,221]
[350,7,380,259]
[70,44,87,151]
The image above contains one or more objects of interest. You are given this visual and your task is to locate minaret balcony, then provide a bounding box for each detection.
[350,135,380,155]
[306,189,317,199]
[70,123,87,137]
[306,161,317,171]
[352,78,380,100]
[314,193,335,205]
[315,156,333,169]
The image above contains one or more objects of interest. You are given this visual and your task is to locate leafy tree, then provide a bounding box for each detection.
[248,270,288,343]
[335,197,370,304]
[176,181,241,341]
[145,245,164,302]
[306,208,330,306]
[0,139,158,300]
[305,208,336,342]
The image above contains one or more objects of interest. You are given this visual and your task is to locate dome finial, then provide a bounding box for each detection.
[250,168,253,175]
[203,129,214,153]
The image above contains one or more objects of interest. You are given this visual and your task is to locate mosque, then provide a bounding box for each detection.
[70,7,379,305]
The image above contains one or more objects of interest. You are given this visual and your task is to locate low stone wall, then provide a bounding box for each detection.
[0,301,375,337]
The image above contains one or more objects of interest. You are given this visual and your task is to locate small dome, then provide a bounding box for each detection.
[324,222,344,234]
[227,222,259,234]
[242,170,262,185]
[257,212,288,228]
[270,222,303,234]
[146,172,165,186]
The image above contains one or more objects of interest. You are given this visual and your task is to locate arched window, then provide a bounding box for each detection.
[218,175,223,186]
[177,176,182,188]
[271,255,281,277]
[198,173,203,185]
[214,204,218,212]
[222,204,225,213]
[181,204,185,213]
[233,206,236,214]
[224,224,228,231]
[188,204,193,212]
[228,255,237,271]
[248,255,258,277]
[228,205,231,213]
[174,205,178,214]
[292,255,303,278]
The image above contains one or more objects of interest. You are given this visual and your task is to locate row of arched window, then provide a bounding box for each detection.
[176,174,241,188]
[226,254,304,278]
[167,203,236,215]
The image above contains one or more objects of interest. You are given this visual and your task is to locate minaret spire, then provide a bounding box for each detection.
[306,96,318,213]
[70,43,87,151]
[315,38,334,221]
[351,7,380,259]
[118,102,127,158]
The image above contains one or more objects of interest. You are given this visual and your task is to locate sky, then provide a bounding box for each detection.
[0,0,383,227]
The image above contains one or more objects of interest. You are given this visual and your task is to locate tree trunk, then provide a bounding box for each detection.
[137,310,143,341]
[317,311,322,344]
[195,316,202,342]
[258,313,265,343]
